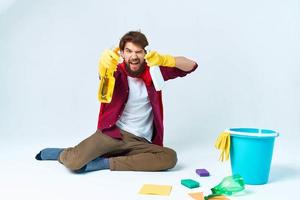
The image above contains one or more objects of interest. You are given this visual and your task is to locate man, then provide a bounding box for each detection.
[36,31,197,173]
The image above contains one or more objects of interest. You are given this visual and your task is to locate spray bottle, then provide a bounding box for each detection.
[98,48,119,103]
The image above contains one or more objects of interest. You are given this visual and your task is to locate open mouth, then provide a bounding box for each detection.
[129,59,140,70]
[130,59,140,65]
[125,60,146,77]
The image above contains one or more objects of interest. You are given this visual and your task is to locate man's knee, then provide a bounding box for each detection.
[59,148,85,171]
[163,148,177,170]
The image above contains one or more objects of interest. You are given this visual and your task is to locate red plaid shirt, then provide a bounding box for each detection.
[97,62,197,146]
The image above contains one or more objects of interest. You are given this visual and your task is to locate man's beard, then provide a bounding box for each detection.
[125,61,146,77]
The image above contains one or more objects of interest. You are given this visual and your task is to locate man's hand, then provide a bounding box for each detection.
[98,47,120,76]
[144,51,176,67]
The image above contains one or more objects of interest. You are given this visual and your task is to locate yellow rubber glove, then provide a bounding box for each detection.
[215,131,231,162]
[98,47,120,77]
[144,51,176,67]
[97,47,120,103]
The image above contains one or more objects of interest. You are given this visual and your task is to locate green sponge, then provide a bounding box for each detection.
[181,179,200,189]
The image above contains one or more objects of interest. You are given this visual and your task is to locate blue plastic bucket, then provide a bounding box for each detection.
[228,128,279,185]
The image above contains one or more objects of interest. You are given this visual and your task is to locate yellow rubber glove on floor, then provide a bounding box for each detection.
[215,131,231,162]
[144,51,176,67]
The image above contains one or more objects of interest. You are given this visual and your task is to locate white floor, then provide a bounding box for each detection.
[1,133,299,200]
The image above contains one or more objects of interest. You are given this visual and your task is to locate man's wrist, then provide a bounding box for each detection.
[162,55,176,67]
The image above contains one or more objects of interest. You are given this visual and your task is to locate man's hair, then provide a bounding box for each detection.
[119,31,149,51]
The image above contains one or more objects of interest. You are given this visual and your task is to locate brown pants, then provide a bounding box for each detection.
[59,130,177,171]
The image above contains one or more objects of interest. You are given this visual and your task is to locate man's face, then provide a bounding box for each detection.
[121,42,146,77]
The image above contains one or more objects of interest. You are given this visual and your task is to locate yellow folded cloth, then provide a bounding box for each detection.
[138,184,172,196]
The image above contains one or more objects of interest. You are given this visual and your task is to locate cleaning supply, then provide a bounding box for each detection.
[181,179,200,189]
[145,51,176,91]
[228,128,279,184]
[149,66,165,91]
[215,131,230,161]
[97,47,120,103]
[188,192,204,200]
[215,128,279,184]
[196,168,210,177]
[204,194,229,200]
[210,175,245,196]
[138,184,172,196]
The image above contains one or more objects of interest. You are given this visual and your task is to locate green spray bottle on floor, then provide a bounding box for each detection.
[205,175,245,200]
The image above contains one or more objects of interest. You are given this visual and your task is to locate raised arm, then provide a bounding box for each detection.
[145,51,197,72]
[174,56,197,72]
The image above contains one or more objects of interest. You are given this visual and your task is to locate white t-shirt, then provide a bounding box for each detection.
[116,77,154,142]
